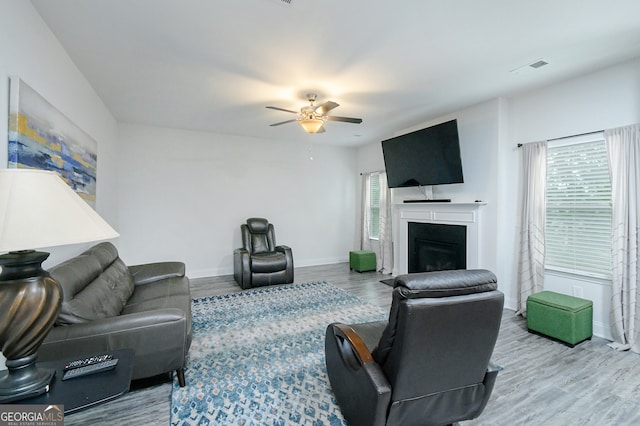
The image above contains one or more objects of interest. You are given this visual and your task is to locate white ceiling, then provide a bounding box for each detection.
[31,0,640,147]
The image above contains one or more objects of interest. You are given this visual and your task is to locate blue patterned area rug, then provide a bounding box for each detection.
[170,281,387,425]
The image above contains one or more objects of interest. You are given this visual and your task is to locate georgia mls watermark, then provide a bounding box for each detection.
[0,405,64,426]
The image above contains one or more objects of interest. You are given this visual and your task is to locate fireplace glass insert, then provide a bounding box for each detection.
[408,222,466,273]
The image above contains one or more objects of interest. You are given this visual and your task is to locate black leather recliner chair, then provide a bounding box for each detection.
[233,218,294,289]
[325,269,504,426]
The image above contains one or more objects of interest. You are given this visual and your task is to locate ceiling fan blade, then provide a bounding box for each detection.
[266,106,298,114]
[314,101,339,115]
[325,115,363,124]
[269,119,297,127]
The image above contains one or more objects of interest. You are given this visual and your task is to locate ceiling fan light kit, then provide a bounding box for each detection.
[299,118,325,133]
[267,92,362,134]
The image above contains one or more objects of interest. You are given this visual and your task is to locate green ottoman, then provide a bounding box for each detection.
[527,291,593,347]
[349,250,376,272]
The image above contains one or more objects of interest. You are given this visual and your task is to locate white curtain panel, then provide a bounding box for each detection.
[516,141,547,316]
[606,124,640,352]
[360,172,373,251]
[378,172,393,274]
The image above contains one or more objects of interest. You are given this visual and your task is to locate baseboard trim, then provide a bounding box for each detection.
[294,256,347,268]
[593,321,613,341]
[188,267,229,279]
[187,257,348,280]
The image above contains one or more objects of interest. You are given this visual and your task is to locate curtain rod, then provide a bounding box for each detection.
[359,170,385,175]
[517,129,603,148]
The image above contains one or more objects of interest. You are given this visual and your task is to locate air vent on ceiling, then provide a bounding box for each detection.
[510,58,550,74]
[529,60,549,69]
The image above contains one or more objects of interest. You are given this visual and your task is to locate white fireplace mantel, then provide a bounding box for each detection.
[392,202,486,276]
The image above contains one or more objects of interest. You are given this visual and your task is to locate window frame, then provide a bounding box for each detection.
[544,132,612,280]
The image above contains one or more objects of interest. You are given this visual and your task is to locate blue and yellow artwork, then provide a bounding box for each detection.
[8,77,98,207]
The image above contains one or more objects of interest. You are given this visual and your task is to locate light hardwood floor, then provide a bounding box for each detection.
[63,263,640,425]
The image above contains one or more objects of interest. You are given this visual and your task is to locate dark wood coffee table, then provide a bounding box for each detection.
[21,348,134,414]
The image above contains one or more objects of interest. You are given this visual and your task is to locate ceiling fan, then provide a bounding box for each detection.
[266,93,363,133]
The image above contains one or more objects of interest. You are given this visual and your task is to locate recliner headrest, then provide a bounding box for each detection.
[246,218,269,234]
[394,269,497,298]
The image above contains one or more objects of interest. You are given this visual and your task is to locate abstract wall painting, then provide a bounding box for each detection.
[8,77,98,208]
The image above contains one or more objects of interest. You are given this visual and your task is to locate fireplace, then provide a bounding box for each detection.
[408,222,466,273]
[392,202,484,276]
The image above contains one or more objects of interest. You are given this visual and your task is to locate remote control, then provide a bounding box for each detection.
[64,354,112,371]
[62,358,119,380]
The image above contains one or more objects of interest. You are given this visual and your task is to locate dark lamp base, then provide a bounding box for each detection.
[0,250,62,403]
[0,355,56,402]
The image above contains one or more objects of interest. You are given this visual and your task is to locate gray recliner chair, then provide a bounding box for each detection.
[233,218,294,289]
[325,269,504,426]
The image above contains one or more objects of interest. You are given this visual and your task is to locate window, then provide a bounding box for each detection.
[545,134,612,279]
[369,172,380,239]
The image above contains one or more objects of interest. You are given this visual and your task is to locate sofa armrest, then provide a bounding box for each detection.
[38,308,191,381]
[275,245,292,258]
[42,308,187,345]
[128,262,185,285]
[329,323,375,366]
[275,245,294,282]
[325,323,391,426]
[233,248,250,289]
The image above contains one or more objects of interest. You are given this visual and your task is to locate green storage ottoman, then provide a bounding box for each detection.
[349,250,376,272]
[527,291,593,347]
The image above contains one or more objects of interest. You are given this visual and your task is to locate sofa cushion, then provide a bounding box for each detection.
[394,269,498,298]
[246,218,269,234]
[122,275,191,314]
[251,252,287,273]
[129,262,185,285]
[84,242,121,270]
[51,243,135,325]
[51,253,103,301]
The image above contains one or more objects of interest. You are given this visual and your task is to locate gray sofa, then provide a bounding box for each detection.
[37,242,192,387]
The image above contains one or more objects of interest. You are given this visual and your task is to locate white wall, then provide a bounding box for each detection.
[505,58,640,339]
[0,1,359,281]
[356,99,502,283]
[356,58,640,340]
[116,124,359,277]
[0,0,119,369]
[0,1,120,267]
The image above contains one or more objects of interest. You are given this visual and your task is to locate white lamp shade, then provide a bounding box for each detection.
[0,169,119,252]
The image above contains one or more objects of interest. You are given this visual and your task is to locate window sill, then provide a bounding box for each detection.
[544,267,611,286]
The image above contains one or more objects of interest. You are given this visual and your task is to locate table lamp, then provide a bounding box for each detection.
[0,169,119,402]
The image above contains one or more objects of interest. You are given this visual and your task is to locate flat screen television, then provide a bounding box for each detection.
[381,119,464,189]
